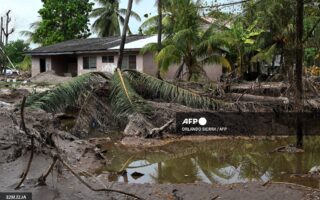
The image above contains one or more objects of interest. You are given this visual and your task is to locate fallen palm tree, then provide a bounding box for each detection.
[25,69,235,137]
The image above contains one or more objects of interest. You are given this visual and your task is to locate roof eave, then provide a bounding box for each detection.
[26,48,142,56]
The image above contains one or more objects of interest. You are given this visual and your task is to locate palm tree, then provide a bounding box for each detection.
[20,21,41,43]
[156,0,163,79]
[26,70,226,116]
[91,0,141,37]
[117,0,134,69]
[141,0,231,81]
[295,0,304,148]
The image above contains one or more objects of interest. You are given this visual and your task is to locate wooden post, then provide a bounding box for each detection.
[0,17,3,45]
[295,0,304,148]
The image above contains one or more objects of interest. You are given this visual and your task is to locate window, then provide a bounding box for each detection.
[102,56,114,63]
[83,56,97,69]
[121,55,137,70]
[129,55,136,70]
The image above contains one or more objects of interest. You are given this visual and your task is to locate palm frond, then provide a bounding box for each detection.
[251,44,277,64]
[118,9,141,21]
[200,55,232,72]
[156,45,182,72]
[124,70,226,110]
[26,72,110,113]
[109,69,149,117]
[140,43,158,54]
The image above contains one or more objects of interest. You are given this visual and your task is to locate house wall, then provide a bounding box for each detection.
[32,52,222,82]
[31,56,52,77]
[77,53,118,75]
[142,52,158,76]
[140,53,223,82]
[31,57,40,77]
[77,53,144,76]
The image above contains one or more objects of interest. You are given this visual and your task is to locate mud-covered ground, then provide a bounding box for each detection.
[1,149,320,200]
[0,85,320,200]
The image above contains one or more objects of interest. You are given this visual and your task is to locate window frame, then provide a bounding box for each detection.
[83,56,97,69]
[102,55,114,63]
[128,55,137,70]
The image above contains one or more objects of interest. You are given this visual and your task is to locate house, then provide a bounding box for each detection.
[26,35,223,81]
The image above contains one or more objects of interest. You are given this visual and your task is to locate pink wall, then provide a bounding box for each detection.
[32,53,222,82]
[141,53,223,81]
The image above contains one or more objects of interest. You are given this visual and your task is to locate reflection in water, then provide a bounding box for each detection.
[97,137,320,188]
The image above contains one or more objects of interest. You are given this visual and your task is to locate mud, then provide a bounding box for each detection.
[0,80,320,200]
[28,71,72,85]
[0,153,319,200]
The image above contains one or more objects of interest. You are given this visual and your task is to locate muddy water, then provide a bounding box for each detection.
[96,137,320,188]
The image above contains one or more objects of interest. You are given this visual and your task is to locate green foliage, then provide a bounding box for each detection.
[26,72,109,113]
[91,0,141,37]
[19,56,32,71]
[109,69,148,117]
[141,0,231,80]
[26,70,226,116]
[33,0,93,45]
[20,21,40,43]
[213,20,265,74]
[251,44,277,65]
[124,70,225,110]
[4,40,30,66]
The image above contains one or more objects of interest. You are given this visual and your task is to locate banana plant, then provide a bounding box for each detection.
[214,20,265,75]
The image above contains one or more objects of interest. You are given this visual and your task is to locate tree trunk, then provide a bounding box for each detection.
[295,0,304,105]
[156,0,163,80]
[228,93,289,105]
[295,0,304,148]
[174,62,184,80]
[116,0,133,69]
[0,17,3,45]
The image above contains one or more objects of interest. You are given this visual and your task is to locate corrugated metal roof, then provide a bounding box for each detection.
[26,35,152,55]
[110,35,158,50]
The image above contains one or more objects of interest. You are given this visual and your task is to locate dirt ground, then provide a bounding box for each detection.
[28,71,72,85]
[1,152,320,200]
[0,83,320,200]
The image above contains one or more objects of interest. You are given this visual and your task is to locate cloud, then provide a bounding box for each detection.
[0,0,43,42]
[0,0,157,44]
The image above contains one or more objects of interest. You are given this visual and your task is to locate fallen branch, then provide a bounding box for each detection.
[37,155,58,186]
[145,119,174,138]
[15,96,34,190]
[228,93,289,105]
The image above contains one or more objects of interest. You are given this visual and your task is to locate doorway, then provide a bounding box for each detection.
[40,58,46,73]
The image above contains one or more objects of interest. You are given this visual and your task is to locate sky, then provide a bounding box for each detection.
[0,0,232,46]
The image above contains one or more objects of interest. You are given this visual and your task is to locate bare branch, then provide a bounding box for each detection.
[15,97,35,190]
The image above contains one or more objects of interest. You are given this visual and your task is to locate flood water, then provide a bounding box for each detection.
[96,137,320,188]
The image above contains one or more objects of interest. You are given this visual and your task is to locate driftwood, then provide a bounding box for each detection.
[124,114,154,136]
[13,97,144,200]
[228,93,289,105]
[145,119,174,138]
[15,97,34,190]
[229,82,288,96]
[305,99,320,109]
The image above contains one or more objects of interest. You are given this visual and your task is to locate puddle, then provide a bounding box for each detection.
[97,137,320,188]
